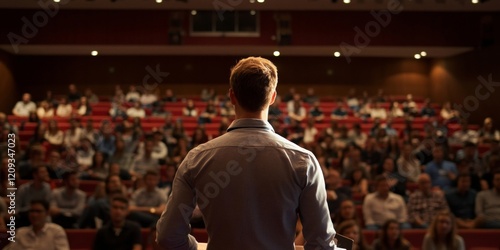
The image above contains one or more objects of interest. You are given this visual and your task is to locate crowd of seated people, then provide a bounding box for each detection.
[1,83,500,249]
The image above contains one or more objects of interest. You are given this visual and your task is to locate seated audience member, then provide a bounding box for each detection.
[455,141,483,176]
[36,100,55,119]
[440,102,459,122]
[140,90,158,108]
[220,100,235,118]
[268,95,283,122]
[348,124,367,149]
[127,101,146,118]
[346,89,359,112]
[93,195,143,250]
[44,120,64,147]
[482,139,499,172]
[363,175,410,230]
[303,118,318,146]
[287,98,307,123]
[82,119,98,144]
[420,99,436,118]
[131,140,161,179]
[446,174,477,229]
[68,83,81,103]
[199,99,218,124]
[337,220,371,250]
[18,144,46,179]
[78,174,128,228]
[96,125,116,157]
[343,147,370,178]
[76,138,95,168]
[396,143,421,182]
[380,157,406,198]
[126,85,141,102]
[425,146,457,190]
[151,101,169,118]
[282,87,296,102]
[348,168,369,198]
[422,211,465,250]
[333,199,359,227]
[182,99,198,117]
[81,151,109,181]
[12,93,37,117]
[137,133,167,163]
[402,94,417,116]
[50,171,86,228]
[475,171,500,228]
[478,117,500,143]
[451,120,478,145]
[110,138,136,173]
[4,200,70,250]
[407,174,449,228]
[331,101,348,120]
[56,97,72,117]
[357,99,371,119]
[309,100,325,122]
[76,96,92,116]
[84,88,99,104]
[0,112,18,133]
[200,88,216,102]
[46,150,67,179]
[452,159,482,192]
[370,102,387,120]
[481,155,500,190]
[388,102,404,118]
[371,219,412,250]
[303,87,319,104]
[161,88,176,102]
[325,169,352,216]
[16,166,52,228]
[128,171,166,227]
[64,119,83,148]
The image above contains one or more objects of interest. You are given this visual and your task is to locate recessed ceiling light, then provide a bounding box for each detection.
[420,51,427,57]
[156,0,162,3]
[250,10,256,15]
[91,51,98,56]
[343,0,351,3]
[414,54,421,59]
[257,0,265,3]
[273,51,280,57]
[191,10,197,15]
[471,0,479,4]
[334,51,341,57]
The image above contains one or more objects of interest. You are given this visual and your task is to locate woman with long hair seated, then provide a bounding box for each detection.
[372,219,411,250]
[422,210,465,250]
[337,219,371,250]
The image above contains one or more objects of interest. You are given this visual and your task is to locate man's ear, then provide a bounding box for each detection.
[269,90,277,105]
[229,88,237,106]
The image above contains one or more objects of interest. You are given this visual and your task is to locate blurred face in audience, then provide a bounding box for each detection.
[376,179,390,197]
[29,203,47,228]
[342,225,360,246]
[35,167,49,182]
[402,144,413,158]
[107,175,122,193]
[432,147,444,163]
[22,93,31,103]
[109,163,120,176]
[66,173,80,189]
[494,173,500,192]
[326,169,340,188]
[436,214,452,237]
[383,158,394,173]
[386,222,400,242]
[110,200,129,225]
[145,173,159,190]
[340,200,355,220]
[418,174,432,194]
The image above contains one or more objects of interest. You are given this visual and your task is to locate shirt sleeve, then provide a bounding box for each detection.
[300,155,336,250]
[155,153,198,250]
[362,195,375,226]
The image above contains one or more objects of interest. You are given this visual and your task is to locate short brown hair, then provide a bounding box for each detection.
[229,57,278,112]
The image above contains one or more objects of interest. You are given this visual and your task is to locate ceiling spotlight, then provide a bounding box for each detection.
[156,0,162,3]
[54,0,60,2]
[91,51,98,56]
[273,51,280,57]
[471,0,479,3]
[343,0,351,3]
[249,0,256,3]
[191,10,197,15]
[257,0,265,3]
[334,51,341,57]
[414,54,421,59]
[420,51,427,57]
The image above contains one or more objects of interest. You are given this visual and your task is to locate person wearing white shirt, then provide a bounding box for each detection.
[126,85,141,102]
[451,121,478,145]
[363,175,410,230]
[127,101,146,118]
[4,200,70,250]
[12,93,37,117]
[44,120,64,146]
[303,118,318,145]
[36,101,55,119]
[389,102,404,118]
[56,97,72,117]
[64,119,83,148]
[370,102,387,120]
[140,91,158,107]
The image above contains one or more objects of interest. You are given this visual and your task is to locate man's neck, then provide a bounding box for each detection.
[32,224,44,234]
[32,180,44,188]
[113,220,125,228]
[377,192,389,199]
[146,186,155,192]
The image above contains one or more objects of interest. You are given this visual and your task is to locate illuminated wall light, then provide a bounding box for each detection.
[156,0,162,3]
[334,51,341,57]
[249,0,256,3]
[343,0,351,3]
[250,10,256,15]
[420,51,427,57]
[54,0,60,2]
[91,51,98,56]
[191,10,197,15]
[471,0,479,3]
[257,0,265,3]
[273,51,280,57]
[414,54,421,59]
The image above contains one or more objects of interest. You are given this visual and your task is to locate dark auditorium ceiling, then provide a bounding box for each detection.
[0,0,498,57]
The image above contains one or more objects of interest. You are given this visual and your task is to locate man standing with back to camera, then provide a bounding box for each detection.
[156,57,336,249]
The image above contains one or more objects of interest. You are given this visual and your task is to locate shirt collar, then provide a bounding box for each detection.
[29,223,49,236]
[227,118,274,133]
